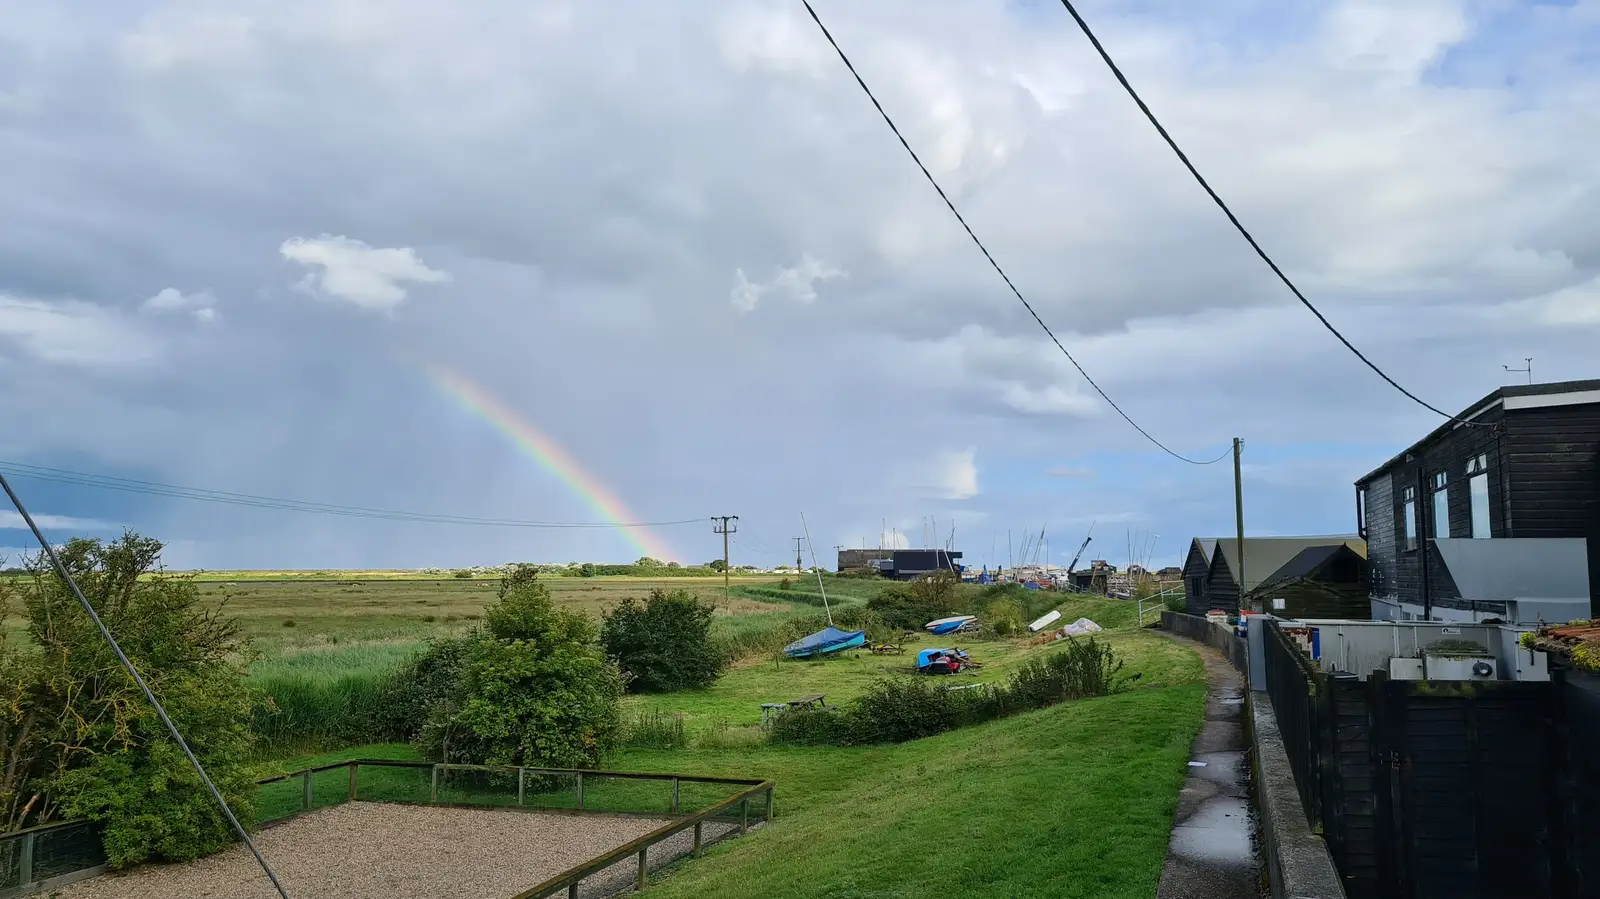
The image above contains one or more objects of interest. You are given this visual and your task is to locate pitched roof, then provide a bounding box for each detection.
[1253,544,1364,593]
[1190,538,1219,563]
[1214,536,1366,593]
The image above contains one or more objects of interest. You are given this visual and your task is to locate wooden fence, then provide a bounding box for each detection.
[1,760,773,898]
[1262,618,1599,899]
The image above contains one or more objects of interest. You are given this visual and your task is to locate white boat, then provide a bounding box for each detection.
[1028,610,1062,633]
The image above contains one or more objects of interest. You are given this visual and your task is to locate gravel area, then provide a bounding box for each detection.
[53,802,682,899]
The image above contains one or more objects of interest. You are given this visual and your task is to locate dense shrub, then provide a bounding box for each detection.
[0,535,257,867]
[710,606,880,661]
[372,636,469,743]
[419,567,623,767]
[772,636,1125,747]
[601,589,726,692]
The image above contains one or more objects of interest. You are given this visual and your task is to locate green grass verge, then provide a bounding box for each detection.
[278,677,1206,899]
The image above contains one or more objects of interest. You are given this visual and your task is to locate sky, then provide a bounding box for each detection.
[1,0,1597,572]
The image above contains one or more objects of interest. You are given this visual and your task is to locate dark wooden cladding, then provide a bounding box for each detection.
[1206,551,1241,615]
[1182,541,1212,615]
[1358,383,1600,617]
[1260,620,1599,899]
[1504,404,1600,539]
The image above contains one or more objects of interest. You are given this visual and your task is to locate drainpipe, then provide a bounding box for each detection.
[1419,466,1432,622]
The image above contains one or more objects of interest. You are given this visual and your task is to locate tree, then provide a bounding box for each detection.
[421,568,622,767]
[579,562,596,578]
[0,534,256,867]
[601,589,726,693]
[705,559,728,573]
[634,556,663,569]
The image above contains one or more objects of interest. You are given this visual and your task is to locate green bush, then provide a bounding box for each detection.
[983,598,1024,636]
[773,637,1124,747]
[0,534,257,867]
[601,589,727,692]
[419,567,623,767]
[866,584,957,632]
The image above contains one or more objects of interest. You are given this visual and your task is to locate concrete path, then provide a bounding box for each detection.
[1156,633,1263,899]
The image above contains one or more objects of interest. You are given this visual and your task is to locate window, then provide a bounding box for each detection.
[1403,485,1417,551]
[1356,487,1367,538]
[1432,471,1449,539]
[1467,453,1490,539]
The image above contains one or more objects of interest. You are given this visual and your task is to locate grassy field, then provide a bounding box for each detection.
[625,602,1196,740]
[269,651,1206,898]
[203,575,791,649]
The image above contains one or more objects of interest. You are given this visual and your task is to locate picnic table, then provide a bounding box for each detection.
[761,694,828,726]
[866,641,905,655]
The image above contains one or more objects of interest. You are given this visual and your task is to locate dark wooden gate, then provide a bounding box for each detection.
[1369,673,1563,899]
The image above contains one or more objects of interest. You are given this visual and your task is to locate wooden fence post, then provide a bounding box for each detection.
[431,765,440,803]
[765,786,774,822]
[671,777,680,814]
[636,847,648,890]
[693,820,703,858]
[576,772,585,811]
[518,767,526,806]
[566,882,579,899]
[301,770,313,812]
[740,798,749,834]
[348,763,358,802]
[18,830,34,889]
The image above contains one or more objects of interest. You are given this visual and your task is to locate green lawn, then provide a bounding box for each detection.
[626,597,1193,741]
[272,678,1205,899]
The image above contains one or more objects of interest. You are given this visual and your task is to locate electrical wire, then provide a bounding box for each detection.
[0,461,704,529]
[798,0,1232,465]
[0,471,295,899]
[1053,0,1469,425]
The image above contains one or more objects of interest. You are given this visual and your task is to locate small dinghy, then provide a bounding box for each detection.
[924,615,978,636]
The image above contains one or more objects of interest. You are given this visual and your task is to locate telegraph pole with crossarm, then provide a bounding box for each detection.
[712,516,738,604]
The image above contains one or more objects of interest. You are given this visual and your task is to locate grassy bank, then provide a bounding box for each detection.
[268,675,1205,899]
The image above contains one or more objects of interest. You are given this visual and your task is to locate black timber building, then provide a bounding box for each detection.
[1355,379,1600,623]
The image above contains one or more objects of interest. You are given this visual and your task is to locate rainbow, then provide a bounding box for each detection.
[422,362,678,561]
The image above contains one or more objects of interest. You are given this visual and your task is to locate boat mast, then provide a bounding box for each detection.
[800,512,833,627]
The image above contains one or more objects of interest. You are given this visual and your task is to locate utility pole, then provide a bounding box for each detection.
[1503,357,1532,385]
[1233,438,1247,612]
[793,537,804,576]
[711,516,738,603]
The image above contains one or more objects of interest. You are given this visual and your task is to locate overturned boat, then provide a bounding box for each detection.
[784,626,867,659]
[924,615,978,636]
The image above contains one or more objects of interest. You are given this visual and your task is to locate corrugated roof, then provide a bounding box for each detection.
[1432,538,1589,602]
[1214,536,1366,593]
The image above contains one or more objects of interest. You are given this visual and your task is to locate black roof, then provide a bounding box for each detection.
[1252,544,1360,593]
[1355,379,1600,486]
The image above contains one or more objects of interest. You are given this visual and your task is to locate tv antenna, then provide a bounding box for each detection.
[1503,358,1532,385]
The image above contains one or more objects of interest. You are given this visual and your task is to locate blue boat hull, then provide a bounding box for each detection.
[926,619,975,635]
[784,629,867,658]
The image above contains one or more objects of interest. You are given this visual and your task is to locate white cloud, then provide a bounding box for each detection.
[142,287,219,323]
[731,253,845,313]
[0,511,120,531]
[926,448,979,500]
[716,4,830,78]
[0,295,160,368]
[280,235,450,312]
[999,383,1098,417]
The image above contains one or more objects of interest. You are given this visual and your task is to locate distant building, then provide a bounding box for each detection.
[1182,536,1368,618]
[836,548,963,580]
[1355,379,1600,624]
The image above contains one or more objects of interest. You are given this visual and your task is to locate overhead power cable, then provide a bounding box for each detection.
[798,1,1231,465]
[0,471,295,899]
[1053,0,1469,425]
[0,461,702,529]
